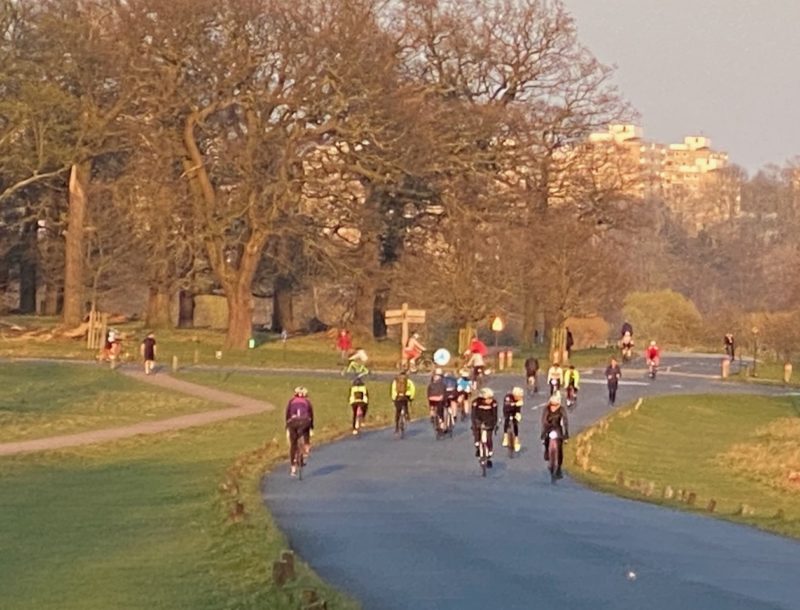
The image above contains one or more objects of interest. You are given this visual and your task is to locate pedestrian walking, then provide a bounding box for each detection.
[565,327,575,359]
[141,332,157,375]
[605,357,621,406]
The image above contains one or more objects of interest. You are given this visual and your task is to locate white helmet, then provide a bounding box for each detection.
[548,392,561,407]
[293,386,308,397]
[511,387,524,399]
[480,387,494,399]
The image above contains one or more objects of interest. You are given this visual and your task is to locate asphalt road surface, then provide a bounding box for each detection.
[263,354,800,609]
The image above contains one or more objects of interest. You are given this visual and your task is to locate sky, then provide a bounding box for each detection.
[563,0,800,175]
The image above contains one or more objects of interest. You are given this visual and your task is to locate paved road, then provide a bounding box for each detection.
[263,355,800,610]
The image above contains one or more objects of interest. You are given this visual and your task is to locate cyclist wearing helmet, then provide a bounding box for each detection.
[546,362,563,395]
[349,375,369,434]
[471,387,498,466]
[540,392,569,479]
[645,340,660,366]
[403,332,426,372]
[502,387,524,453]
[285,387,314,477]
[390,371,416,434]
[456,368,472,417]
[427,368,447,432]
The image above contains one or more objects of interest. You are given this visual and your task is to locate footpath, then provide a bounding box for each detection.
[0,367,274,457]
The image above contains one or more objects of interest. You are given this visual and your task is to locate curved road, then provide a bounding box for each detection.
[263,355,800,609]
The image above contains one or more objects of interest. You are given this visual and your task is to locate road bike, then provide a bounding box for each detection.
[526,372,539,396]
[441,403,455,439]
[456,391,471,421]
[506,417,517,459]
[295,431,306,480]
[548,378,561,397]
[470,366,488,391]
[342,360,369,379]
[547,429,564,483]
[478,423,493,477]
[353,403,365,436]
[397,401,410,439]
[401,350,434,374]
[565,385,578,411]
[648,360,658,379]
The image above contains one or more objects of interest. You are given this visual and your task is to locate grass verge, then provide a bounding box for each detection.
[0,362,216,442]
[566,393,800,539]
[0,371,398,609]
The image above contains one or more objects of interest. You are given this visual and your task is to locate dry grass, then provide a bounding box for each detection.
[717,418,800,494]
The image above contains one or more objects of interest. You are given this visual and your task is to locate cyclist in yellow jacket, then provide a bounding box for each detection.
[390,372,416,433]
[349,375,369,434]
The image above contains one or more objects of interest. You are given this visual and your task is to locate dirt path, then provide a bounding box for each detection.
[0,367,274,457]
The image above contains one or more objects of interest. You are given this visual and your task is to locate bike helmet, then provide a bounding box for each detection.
[434,367,443,376]
[459,368,470,377]
[650,340,657,347]
[293,386,308,397]
[479,387,494,399]
[511,386,524,399]
[548,392,561,406]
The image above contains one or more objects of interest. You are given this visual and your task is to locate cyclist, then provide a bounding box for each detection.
[471,387,498,467]
[443,370,459,425]
[563,364,580,407]
[349,375,369,435]
[403,332,426,372]
[343,348,369,377]
[465,349,486,387]
[540,392,569,479]
[620,328,634,361]
[285,386,314,477]
[456,368,472,418]
[546,361,563,395]
[524,356,539,394]
[645,340,660,367]
[502,386,524,453]
[427,368,447,433]
[469,335,489,356]
[621,321,633,338]
[390,371,416,434]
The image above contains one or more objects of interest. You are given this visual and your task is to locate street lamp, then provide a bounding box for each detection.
[751,326,759,377]
[491,316,504,348]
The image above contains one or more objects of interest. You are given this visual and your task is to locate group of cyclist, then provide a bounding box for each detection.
[286,326,662,477]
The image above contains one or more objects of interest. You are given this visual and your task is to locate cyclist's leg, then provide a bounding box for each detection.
[394,400,402,431]
[351,404,358,430]
[287,422,299,466]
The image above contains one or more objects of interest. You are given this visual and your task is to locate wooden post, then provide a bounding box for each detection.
[384,303,426,365]
[172,355,179,372]
[498,351,506,371]
[506,350,513,368]
[784,363,793,384]
[721,358,730,379]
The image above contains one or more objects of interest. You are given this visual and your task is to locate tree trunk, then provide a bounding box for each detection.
[18,244,37,314]
[272,276,296,333]
[521,287,538,348]
[177,290,194,327]
[43,281,61,316]
[353,280,376,336]
[145,286,172,328]
[63,161,91,326]
[225,285,254,349]
[373,288,389,338]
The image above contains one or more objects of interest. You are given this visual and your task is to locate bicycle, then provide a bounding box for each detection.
[565,385,578,411]
[441,403,455,439]
[506,418,517,459]
[546,429,564,483]
[402,350,434,374]
[648,360,658,379]
[342,360,370,378]
[477,423,493,477]
[398,404,408,439]
[456,391,471,421]
[353,403,365,436]
[295,432,306,480]
[526,372,539,396]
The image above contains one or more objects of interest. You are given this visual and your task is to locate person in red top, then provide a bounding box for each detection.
[336,329,353,361]
[469,336,488,357]
[645,340,660,366]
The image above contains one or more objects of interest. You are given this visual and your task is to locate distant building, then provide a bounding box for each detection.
[586,125,741,233]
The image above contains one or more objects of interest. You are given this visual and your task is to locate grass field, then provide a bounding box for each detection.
[0,367,402,610]
[567,393,800,539]
[0,362,217,442]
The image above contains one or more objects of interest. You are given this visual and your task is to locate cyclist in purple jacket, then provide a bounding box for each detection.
[285,386,314,477]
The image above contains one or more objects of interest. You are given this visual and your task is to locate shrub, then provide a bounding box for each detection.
[622,290,702,347]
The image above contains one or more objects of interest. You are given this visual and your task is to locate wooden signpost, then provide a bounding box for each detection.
[384,302,426,358]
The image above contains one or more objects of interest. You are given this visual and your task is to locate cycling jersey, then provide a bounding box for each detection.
[286,397,314,425]
[547,366,563,382]
[564,368,580,388]
[456,377,471,393]
[349,383,369,405]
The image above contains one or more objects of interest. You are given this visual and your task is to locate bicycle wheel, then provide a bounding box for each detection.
[480,429,488,477]
[447,410,454,438]
[508,423,515,459]
[399,410,406,439]
[296,435,305,481]
[548,438,559,483]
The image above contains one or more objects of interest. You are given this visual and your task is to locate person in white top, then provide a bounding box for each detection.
[546,362,564,396]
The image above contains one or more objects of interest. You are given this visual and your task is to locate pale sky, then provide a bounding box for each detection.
[563,0,800,175]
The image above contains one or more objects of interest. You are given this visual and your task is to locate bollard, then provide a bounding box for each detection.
[498,351,506,371]
[784,363,793,384]
[506,350,513,368]
[721,358,730,379]
[172,355,179,372]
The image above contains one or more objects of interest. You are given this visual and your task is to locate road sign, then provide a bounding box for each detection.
[383,303,427,357]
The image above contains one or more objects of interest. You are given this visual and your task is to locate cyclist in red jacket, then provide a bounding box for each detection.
[645,340,660,366]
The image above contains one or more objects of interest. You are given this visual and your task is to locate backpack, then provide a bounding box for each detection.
[395,376,408,396]
[353,390,365,401]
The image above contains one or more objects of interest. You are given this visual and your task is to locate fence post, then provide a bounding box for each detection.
[784,363,793,384]
[721,358,730,379]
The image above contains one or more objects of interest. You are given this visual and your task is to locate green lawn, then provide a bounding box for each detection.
[0,362,217,442]
[0,371,398,609]
[567,394,800,538]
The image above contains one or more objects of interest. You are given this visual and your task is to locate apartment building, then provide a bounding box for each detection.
[587,125,740,233]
